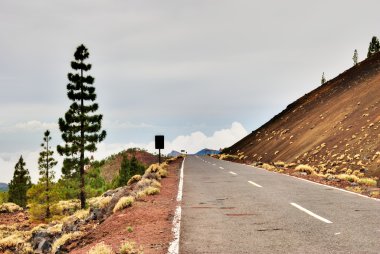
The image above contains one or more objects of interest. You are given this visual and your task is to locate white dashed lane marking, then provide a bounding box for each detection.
[290,202,332,224]
[248,180,262,188]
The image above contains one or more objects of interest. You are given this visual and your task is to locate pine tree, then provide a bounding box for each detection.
[367,36,380,58]
[321,72,326,85]
[130,155,145,176]
[353,49,358,65]
[57,44,107,209]
[38,130,57,218]
[117,155,131,187]
[8,156,32,207]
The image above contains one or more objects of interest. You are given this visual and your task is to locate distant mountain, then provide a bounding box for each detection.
[168,150,181,157]
[0,183,8,192]
[195,148,220,156]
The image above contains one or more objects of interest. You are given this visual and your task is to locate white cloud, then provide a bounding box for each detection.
[15,120,58,132]
[0,150,62,184]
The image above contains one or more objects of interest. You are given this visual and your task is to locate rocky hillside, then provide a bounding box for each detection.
[227,52,380,179]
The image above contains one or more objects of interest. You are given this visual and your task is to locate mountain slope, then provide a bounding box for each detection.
[0,183,8,192]
[195,148,220,156]
[227,53,380,178]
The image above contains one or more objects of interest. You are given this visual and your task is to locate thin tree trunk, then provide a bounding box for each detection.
[80,67,86,209]
[46,137,50,218]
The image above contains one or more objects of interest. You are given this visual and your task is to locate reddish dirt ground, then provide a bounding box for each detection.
[0,211,38,230]
[69,159,182,254]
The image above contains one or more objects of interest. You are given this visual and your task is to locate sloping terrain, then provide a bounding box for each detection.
[0,183,8,192]
[99,149,158,183]
[227,53,380,179]
[195,148,220,156]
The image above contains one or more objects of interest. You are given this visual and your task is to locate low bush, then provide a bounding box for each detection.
[357,178,377,186]
[135,191,146,200]
[336,174,359,183]
[0,231,33,254]
[295,164,315,175]
[0,202,23,213]
[113,196,134,213]
[119,241,143,254]
[260,163,276,171]
[50,199,81,216]
[274,161,285,167]
[144,187,160,196]
[127,175,142,186]
[51,231,83,253]
[158,169,168,178]
[88,242,115,254]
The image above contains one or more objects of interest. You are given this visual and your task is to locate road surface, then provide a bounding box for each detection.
[179,156,380,254]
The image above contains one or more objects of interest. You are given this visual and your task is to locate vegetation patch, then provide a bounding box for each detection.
[0,202,23,213]
[119,241,143,254]
[88,242,115,254]
[113,196,135,213]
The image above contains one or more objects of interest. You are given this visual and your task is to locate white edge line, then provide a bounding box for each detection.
[250,165,380,202]
[167,158,185,254]
[290,202,332,224]
[248,180,262,188]
[219,166,224,170]
[229,171,237,175]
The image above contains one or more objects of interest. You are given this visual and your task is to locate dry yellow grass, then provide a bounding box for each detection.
[88,242,115,254]
[144,187,160,196]
[295,164,315,175]
[127,175,142,186]
[113,196,134,213]
[0,231,33,254]
[119,241,143,254]
[0,203,22,213]
[357,178,377,186]
[52,231,83,253]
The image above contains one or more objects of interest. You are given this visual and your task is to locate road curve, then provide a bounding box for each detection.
[179,156,380,254]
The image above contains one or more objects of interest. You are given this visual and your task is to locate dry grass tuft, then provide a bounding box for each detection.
[0,203,23,213]
[88,242,115,254]
[127,175,142,186]
[357,178,377,186]
[51,231,83,253]
[119,241,143,254]
[113,196,134,213]
[144,186,160,196]
[295,164,315,175]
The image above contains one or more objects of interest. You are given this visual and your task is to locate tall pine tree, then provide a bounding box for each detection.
[57,44,106,209]
[367,36,380,58]
[8,156,32,207]
[38,130,57,218]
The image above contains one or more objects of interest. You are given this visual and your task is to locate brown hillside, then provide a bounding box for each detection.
[227,53,380,179]
[99,149,158,183]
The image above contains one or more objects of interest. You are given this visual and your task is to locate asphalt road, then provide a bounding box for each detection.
[179,156,380,254]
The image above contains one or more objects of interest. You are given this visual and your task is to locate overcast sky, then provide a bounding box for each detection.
[1,0,380,183]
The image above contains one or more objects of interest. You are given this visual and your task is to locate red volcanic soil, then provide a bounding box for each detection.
[69,159,182,254]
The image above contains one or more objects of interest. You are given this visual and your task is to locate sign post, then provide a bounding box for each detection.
[155,135,164,165]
